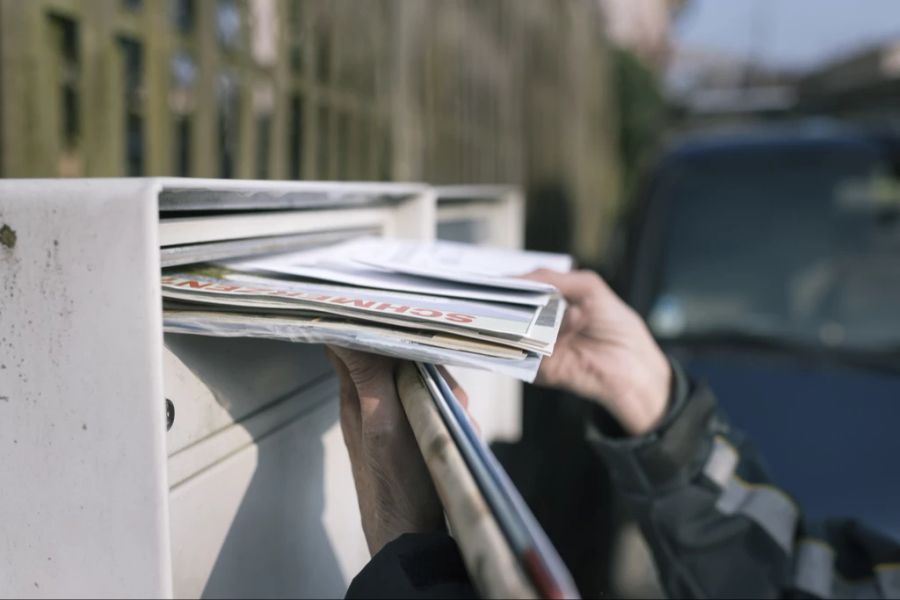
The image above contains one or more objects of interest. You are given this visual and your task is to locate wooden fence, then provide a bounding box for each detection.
[0,0,622,262]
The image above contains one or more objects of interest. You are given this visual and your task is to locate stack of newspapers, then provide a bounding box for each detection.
[162,237,570,382]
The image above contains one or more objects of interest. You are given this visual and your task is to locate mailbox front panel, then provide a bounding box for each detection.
[0,179,171,598]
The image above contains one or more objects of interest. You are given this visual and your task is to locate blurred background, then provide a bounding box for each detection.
[3,0,899,597]
[4,0,900,267]
[0,0,626,266]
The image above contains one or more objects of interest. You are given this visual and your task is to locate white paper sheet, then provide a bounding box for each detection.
[224,256,552,307]
[163,310,542,382]
[162,272,540,338]
[236,237,572,293]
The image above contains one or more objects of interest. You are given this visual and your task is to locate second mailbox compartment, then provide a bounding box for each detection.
[158,179,433,598]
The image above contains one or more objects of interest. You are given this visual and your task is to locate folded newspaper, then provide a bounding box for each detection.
[162,237,571,382]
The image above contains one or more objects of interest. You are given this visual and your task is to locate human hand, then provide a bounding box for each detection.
[326,347,446,556]
[525,270,671,436]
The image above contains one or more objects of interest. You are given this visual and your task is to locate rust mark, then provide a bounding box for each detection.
[0,224,16,249]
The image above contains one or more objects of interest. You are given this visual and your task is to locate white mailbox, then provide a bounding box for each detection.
[0,178,524,598]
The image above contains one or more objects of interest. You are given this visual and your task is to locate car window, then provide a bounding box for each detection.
[645,142,900,352]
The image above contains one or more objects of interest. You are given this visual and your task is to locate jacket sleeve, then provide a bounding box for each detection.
[587,362,900,599]
[345,532,478,599]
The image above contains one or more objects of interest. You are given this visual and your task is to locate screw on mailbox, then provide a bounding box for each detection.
[166,399,174,431]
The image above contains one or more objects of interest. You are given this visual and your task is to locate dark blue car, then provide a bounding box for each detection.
[621,121,900,540]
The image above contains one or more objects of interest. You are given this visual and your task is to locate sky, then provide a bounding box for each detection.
[674,0,900,72]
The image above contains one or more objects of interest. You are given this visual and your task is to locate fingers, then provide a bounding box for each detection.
[327,347,477,437]
[325,347,362,442]
[327,347,394,394]
[522,268,611,305]
[435,365,480,434]
[326,347,448,555]
[328,346,390,385]
[353,358,399,426]
[436,365,469,409]
[326,345,402,434]
[557,302,587,337]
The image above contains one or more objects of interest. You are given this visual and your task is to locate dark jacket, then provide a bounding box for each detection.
[347,364,900,599]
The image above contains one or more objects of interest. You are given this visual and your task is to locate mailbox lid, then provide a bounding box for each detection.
[157,179,435,252]
[157,177,429,213]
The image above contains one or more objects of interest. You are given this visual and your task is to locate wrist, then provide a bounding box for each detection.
[368,511,445,556]
[601,363,671,436]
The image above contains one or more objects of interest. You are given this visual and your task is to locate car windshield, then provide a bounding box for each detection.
[646,139,900,354]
